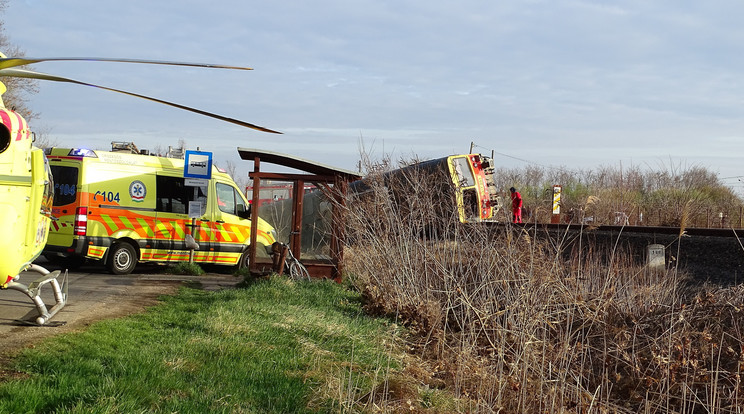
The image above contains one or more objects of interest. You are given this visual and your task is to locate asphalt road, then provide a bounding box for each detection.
[0,259,243,348]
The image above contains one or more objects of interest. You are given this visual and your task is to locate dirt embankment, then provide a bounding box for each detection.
[552,228,744,285]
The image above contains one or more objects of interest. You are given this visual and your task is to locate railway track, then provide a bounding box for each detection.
[487,221,744,238]
[484,221,744,285]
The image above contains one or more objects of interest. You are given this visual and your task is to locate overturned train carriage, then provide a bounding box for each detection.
[349,153,501,225]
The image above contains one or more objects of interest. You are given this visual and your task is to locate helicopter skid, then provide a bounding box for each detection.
[6,264,68,325]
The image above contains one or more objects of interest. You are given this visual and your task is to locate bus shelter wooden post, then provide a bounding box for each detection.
[290,179,305,260]
[249,156,261,273]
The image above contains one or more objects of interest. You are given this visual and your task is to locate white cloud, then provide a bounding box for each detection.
[3,0,744,188]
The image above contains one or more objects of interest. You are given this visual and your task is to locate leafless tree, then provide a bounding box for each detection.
[0,1,40,121]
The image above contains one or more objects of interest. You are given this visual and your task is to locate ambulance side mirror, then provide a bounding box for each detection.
[237,203,251,219]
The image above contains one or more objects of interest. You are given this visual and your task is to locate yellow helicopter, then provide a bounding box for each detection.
[0,53,280,324]
[0,78,62,325]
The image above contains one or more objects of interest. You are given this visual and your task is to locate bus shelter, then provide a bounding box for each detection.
[238,148,361,281]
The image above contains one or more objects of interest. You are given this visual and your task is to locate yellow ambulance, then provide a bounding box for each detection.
[43,147,276,274]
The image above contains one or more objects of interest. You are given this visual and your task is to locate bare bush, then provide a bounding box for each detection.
[496,162,744,227]
[341,160,744,412]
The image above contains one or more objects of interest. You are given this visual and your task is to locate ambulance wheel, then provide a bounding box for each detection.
[238,250,250,270]
[107,242,137,275]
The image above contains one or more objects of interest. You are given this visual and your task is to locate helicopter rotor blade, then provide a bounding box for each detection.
[0,57,253,71]
[0,68,281,134]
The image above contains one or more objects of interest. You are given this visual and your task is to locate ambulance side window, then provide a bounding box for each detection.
[193,186,208,216]
[216,182,247,217]
[215,182,250,219]
[156,176,207,216]
[235,189,248,217]
[216,183,236,215]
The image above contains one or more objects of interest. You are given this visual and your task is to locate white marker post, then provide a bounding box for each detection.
[551,185,562,224]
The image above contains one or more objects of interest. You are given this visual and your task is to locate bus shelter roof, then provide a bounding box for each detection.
[237,148,361,181]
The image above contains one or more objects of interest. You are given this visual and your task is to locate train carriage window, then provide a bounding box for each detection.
[50,165,79,206]
[452,158,475,187]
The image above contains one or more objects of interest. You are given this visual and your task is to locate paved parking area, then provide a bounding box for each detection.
[0,259,243,353]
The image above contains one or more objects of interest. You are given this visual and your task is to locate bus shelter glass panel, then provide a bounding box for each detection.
[299,186,333,261]
[252,180,293,245]
[250,180,333,261]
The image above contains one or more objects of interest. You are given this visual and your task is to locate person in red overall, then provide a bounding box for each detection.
[510,187,523,224]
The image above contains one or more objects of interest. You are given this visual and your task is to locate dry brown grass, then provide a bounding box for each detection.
[340,162,744,413]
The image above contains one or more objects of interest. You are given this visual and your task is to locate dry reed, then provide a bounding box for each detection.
[340,161,744,413]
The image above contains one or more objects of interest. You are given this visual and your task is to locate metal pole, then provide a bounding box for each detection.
[189,186,198,263]
[189,217,196,263]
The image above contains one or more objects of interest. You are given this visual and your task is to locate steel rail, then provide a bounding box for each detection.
[481,221,744,238]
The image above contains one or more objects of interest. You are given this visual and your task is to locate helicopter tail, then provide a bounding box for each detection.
[6,264,68,325]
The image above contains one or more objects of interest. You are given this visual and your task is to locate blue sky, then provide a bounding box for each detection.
[4,0,744,192]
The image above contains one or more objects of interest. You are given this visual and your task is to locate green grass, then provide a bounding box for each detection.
[165,261,205,275]
[0,277,404,413]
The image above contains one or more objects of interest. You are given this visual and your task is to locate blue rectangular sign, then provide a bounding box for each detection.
[184,150,213,179]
